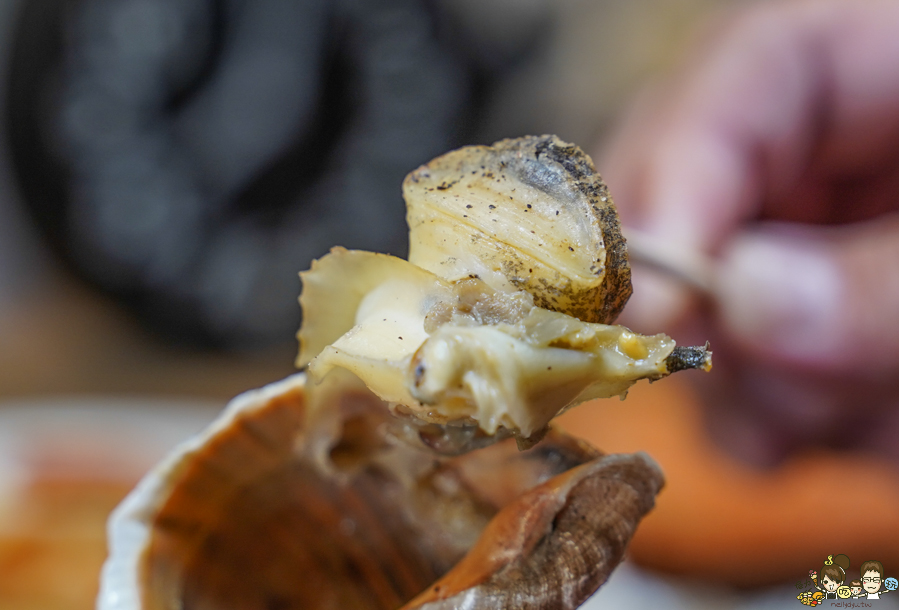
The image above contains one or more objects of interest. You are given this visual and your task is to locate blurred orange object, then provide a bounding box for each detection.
[557,375,899,587]
[0,400,218,610]
[0,478,131,610]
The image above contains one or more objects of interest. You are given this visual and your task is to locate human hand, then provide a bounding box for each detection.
[599,0,899,465]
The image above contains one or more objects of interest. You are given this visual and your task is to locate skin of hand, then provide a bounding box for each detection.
[598,0,899,466]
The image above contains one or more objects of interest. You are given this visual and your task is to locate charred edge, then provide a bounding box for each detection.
[533,136,594,183]
[596,205,631,324]
[530,137,633,324]
[520,136,634,324]
[664,344,712,374]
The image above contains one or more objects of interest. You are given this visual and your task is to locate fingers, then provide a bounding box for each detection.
[716,214,899,374]
[607,0,899,238]
[604,2,820,330]
[603,1,824,244]
[601,0,899,333]
[696,212,899,466]
[698,348,858,466]
[597,0,899,466]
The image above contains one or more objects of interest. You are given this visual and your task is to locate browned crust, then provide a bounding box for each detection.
[528,136,632,323]
[405,135,632,324]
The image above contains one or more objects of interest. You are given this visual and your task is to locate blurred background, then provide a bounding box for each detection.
[1,0,897,608]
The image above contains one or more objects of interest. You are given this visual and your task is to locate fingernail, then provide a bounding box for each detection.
[717,232,843,362]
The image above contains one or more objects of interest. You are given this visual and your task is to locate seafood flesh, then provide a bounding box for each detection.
[299,136,710,452]
[98,136,708,610]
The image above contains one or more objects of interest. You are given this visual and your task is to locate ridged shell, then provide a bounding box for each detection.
[98,374,664,610]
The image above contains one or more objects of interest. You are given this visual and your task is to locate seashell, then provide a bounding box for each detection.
[99,373,664,610]
[99,135,705,609]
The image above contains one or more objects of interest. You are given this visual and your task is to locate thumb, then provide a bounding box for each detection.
[715,215,899,373]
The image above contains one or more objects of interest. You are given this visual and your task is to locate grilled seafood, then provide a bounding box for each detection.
[299,135,710,452]
[98,135,708,610]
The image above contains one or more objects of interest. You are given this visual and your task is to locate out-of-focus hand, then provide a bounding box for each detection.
[599,0,899,465]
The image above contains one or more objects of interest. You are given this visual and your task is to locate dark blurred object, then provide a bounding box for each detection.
[6,0,550,350]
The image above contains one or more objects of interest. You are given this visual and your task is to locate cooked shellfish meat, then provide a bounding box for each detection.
[98,135,699,610]
[298,136,710,449]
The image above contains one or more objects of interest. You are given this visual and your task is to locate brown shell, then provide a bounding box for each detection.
[99,374,664,610]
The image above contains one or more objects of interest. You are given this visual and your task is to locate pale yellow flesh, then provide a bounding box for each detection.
[404,143,613,321]
[299,137,700,442]
[301,249,675,439]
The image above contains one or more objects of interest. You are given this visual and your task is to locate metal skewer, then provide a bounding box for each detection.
[622,226,717,297]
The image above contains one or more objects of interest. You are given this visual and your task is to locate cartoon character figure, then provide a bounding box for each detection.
[816,554,850,600]
[860,560,892,599]
[797,590,824,606]
[850,580,863,598]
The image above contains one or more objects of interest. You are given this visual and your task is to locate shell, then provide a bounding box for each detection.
[98,135,704,609]
[98,373,664,610]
